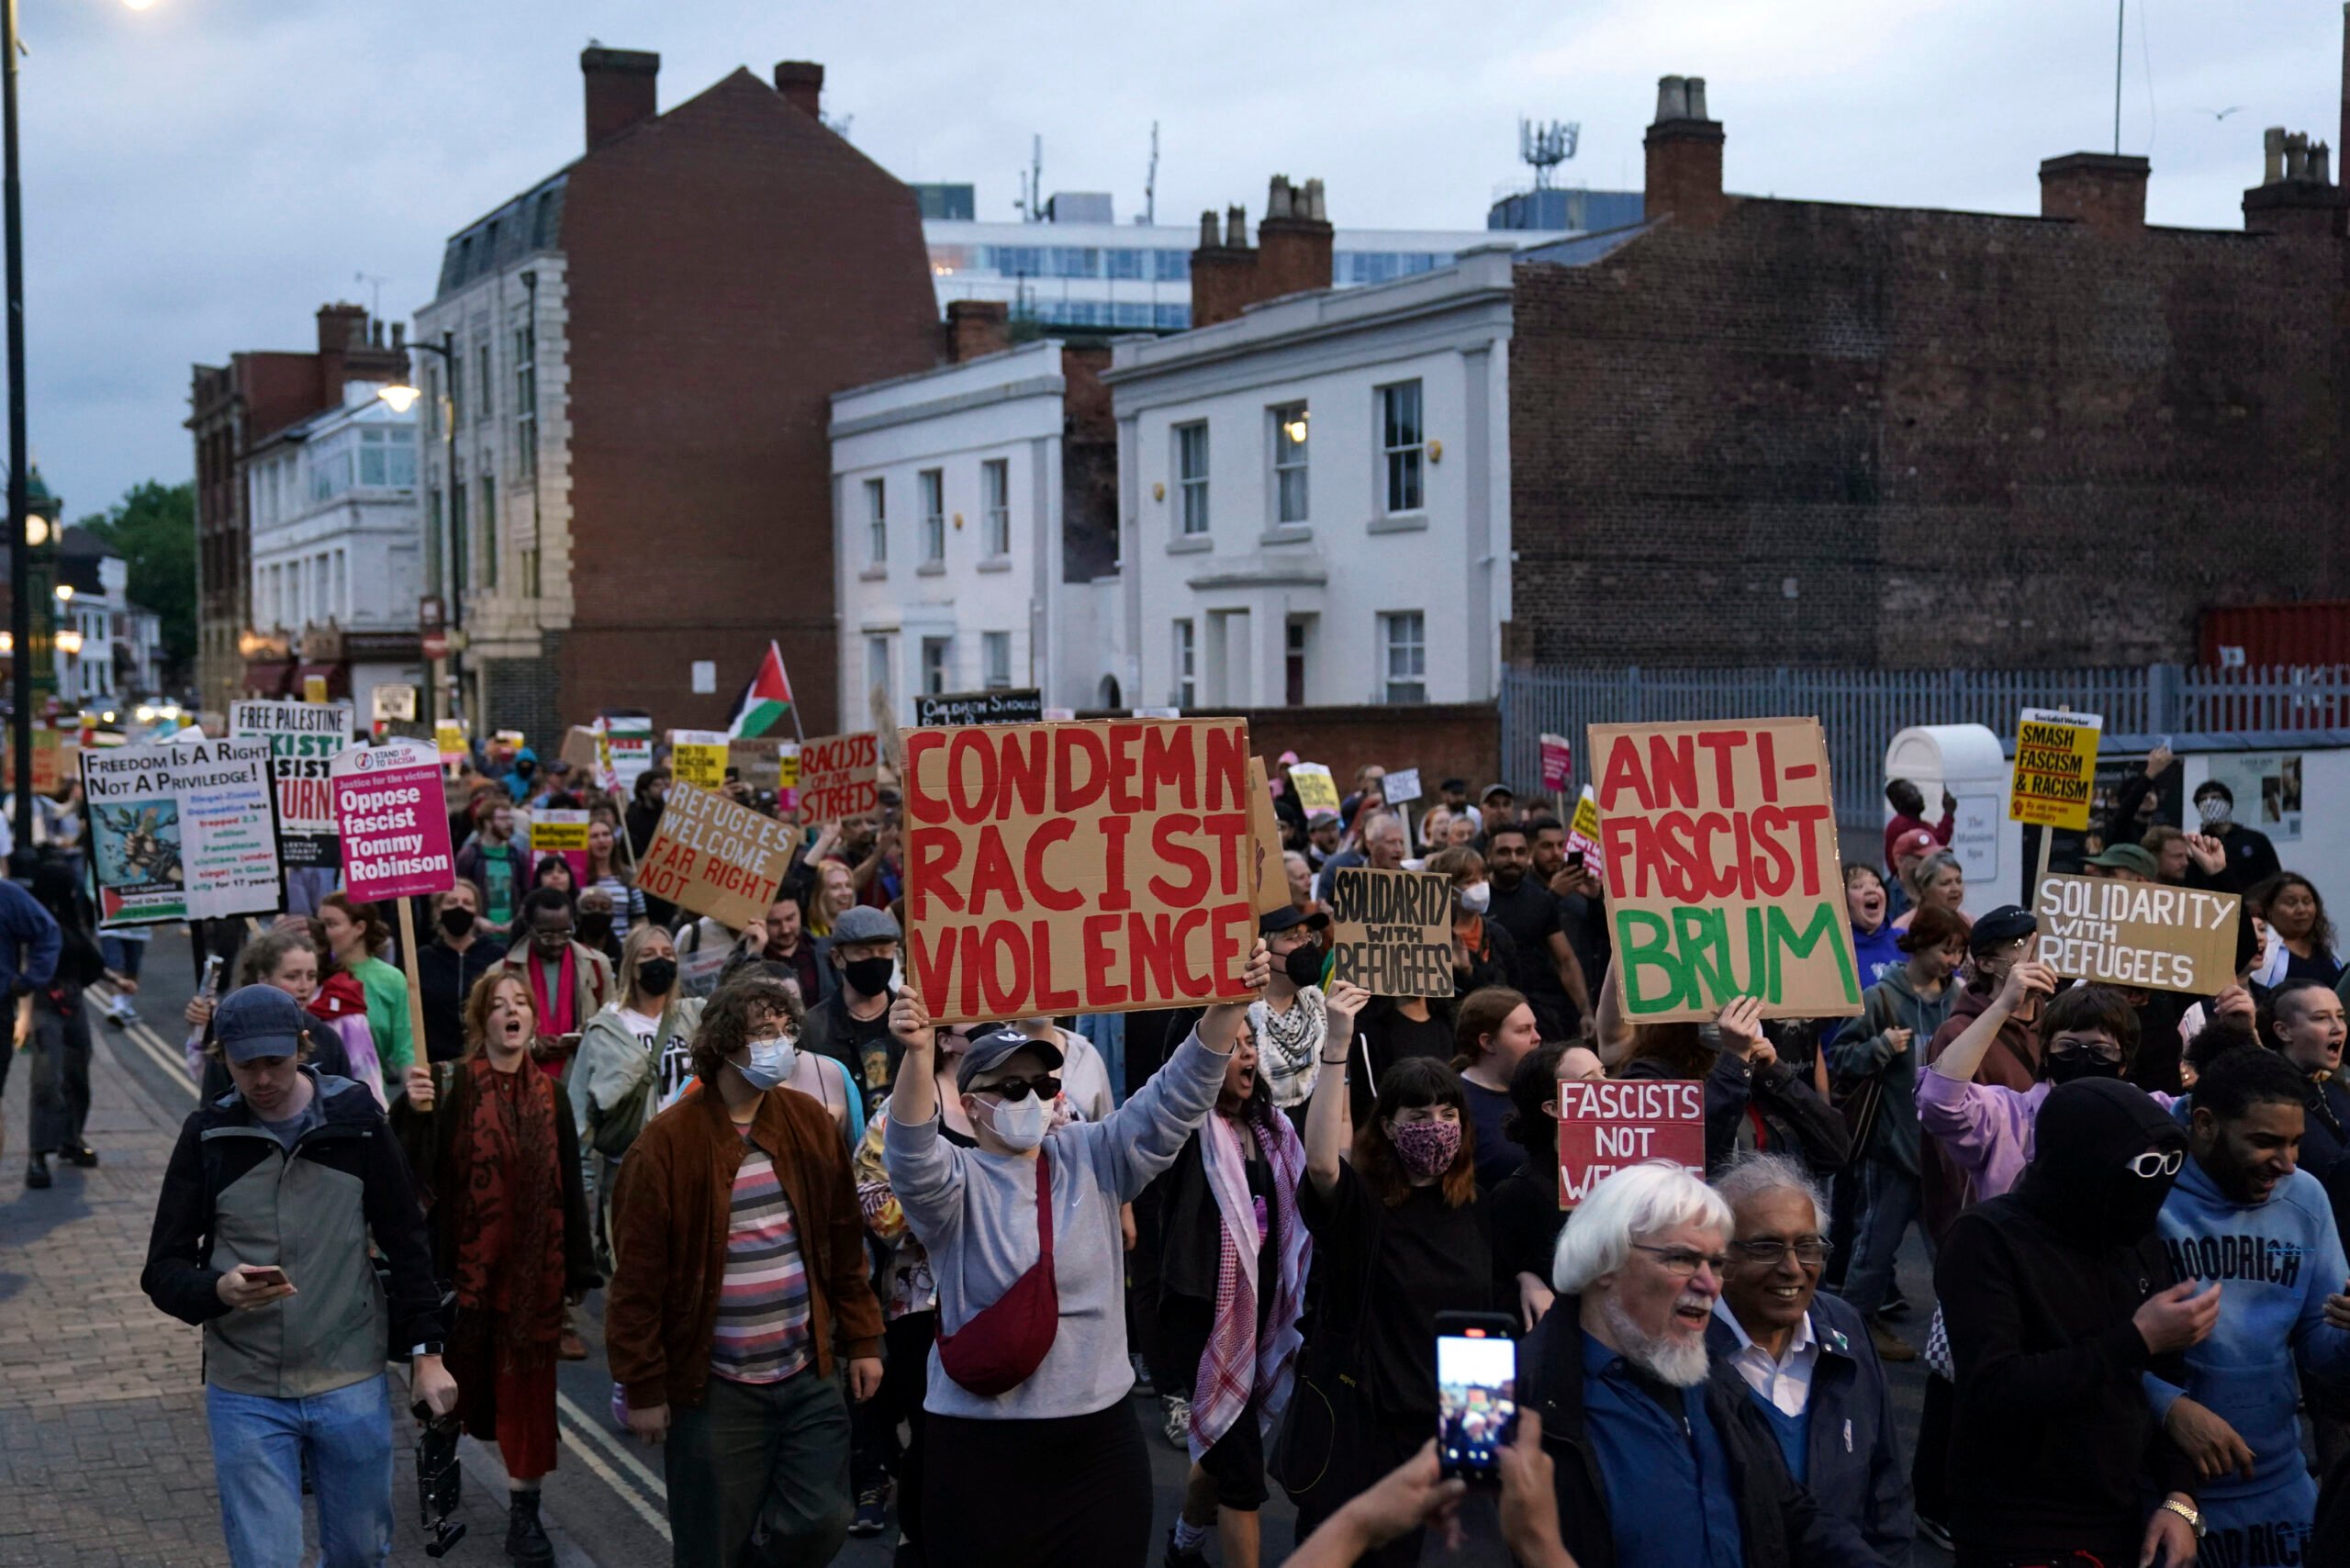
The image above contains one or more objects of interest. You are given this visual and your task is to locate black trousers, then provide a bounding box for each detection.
[1291,1407,1430,1568]
[851,1311,937,1530]
[27,994,90,1157]
[923,1400,1151,1568]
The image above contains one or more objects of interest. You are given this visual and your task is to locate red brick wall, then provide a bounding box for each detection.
[558,68,942,734]
[1147,702,1503,800]
[1508,200,2350,669]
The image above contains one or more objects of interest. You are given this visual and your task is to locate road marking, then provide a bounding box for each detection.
[555,1394,672,1540]
[91,985,195,1093]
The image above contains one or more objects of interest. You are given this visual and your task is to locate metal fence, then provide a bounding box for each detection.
[1500,663,2350,827]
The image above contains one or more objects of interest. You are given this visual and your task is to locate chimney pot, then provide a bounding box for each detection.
[1654,74,1689,124]
[2266,126,2288,185]
[1266,175,1293,220]
[1644,76,1729,227]
[774,60,823,118]
[1200,209,1219,248]
[1304,177,1326,220]
[1225,204,1248,248]
[581,47,660,152]
[2288,130,2311,180]
[1685,76,1710,120]
[2317,140,2334,185]
[391,323,406,351]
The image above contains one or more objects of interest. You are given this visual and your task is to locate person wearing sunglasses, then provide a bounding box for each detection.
[880,941,1271,1568]
[1938,1076,2211,1568]
[1516,1161,1885,1568]
[1707,1153,1914,1562]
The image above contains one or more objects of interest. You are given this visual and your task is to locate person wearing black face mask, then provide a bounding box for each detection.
[1249,904,1332,1123]
[797,905,901,1116]
[1938,1077,2212,1568]
[417,884,501,1063]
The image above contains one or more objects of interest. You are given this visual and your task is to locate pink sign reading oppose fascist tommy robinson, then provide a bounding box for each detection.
[330,739,456,902]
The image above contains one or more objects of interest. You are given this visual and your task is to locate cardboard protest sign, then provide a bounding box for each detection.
[331,739,457,902]
[903,718,1258,1024]
[1327,868,1455,998]
[800,733,880,820]
[231,700,355,868]
[371,684,419,723]
[668,729,730,790]
[1592,718,1861,1022]
[600,713,655,795]
[2033,874,2240,995]
[635,780,799,928]
[525,808,591,882]
[1248,757,1290,915]
[2009,708,2103,831]
[1539,734,1574,792]
[1556,1080,1705,1208]
[560,724,599,772]
[82,738,282,927]
[1383,767,1423,807]
[728,738,799,794]
[913,689,1045,727]
[1565,786,1606,879]
[1289,762,1340,816]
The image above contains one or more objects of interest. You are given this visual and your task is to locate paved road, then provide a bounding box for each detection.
[2,924,1954,1565]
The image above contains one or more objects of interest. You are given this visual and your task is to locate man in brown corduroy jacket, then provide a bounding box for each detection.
[608,970,884,1568]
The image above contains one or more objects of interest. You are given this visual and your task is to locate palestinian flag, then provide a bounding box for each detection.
[727,643,796,738]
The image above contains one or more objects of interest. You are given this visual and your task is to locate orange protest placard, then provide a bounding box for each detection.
[634,781,799,929]
[799,733,879,820]
[904,718,1258,1025]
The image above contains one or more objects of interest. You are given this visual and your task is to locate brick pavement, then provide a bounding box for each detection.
[0,1014,526,1566]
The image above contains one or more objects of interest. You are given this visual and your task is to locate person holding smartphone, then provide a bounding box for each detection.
[141,984,455,1568]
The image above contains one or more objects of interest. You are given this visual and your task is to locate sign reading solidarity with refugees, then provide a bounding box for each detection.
[635,780,800,929]
[1248,757,1289,915]
[2008,708,2103,831]
[912,689,1045,727]
[82,738,282,927]
[2033,873,2241,995]
[903,717,1258,1025]
[667,729,730,790]
[1327,868,1456,998]
[331,739,457,903]
[1592,718,1861,1022]
[799,732,880,820]
[1555,1080,1706,1209]
[230,700,355,868]
[1288,762,1341,816]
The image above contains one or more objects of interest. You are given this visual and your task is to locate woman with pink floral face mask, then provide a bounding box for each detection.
[1292,983,1494,1567]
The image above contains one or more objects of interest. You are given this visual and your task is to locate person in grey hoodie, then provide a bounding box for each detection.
[1828,902,1969,1364]
[881,940,1269,1568]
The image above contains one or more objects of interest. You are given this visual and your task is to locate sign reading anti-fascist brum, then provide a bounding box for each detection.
[2033,874,2241,995]
[231,700,355,868]
[1556,1080,1705,1209]
[331,740,456,902]
[83,738,283,926]
[904,718,1258,1024]
[2008,708,2103,831]
[1592,718,1862,1023]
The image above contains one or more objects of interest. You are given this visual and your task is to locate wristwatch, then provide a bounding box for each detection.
[409,1342,445,1360]
[2158,1497,2204,1540]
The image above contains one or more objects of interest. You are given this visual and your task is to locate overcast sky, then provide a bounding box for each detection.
[25,0,2349,512]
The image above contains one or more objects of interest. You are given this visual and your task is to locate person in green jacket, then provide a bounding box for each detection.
[322,892,415,1086]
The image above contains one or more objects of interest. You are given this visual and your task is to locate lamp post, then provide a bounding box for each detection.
[378,330,461,725]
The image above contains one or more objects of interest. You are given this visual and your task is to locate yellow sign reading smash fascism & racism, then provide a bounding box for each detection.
[2008,708,2102,832]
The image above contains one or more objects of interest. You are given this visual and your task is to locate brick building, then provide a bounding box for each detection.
[187,305,404,718]
[1506,73,2350,670]
[411,48,939,744]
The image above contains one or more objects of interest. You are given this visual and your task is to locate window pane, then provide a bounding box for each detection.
[983,459,1010,556]
[867,478,887,565]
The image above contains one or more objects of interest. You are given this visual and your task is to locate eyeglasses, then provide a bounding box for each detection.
[2049,1040,2126,1063]
[978,1075,1061,1103]
[1629,1243,1730,1279]
[2123,1148,2185,1180]
[1729,1238,1833,1267]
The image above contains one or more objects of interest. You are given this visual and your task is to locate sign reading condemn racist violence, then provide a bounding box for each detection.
[2009,708,2103,831]
[1556,1080,1705,1208]
[231,700,355,868]
[904,718,1257,1025]
[331,739,456,902]
[1592,718,1861,1022]
[2033,873,2241,995]
[799,733,880,821]
[636,780,800,929]
[82,738,282,927]
[1327,868,1455,997]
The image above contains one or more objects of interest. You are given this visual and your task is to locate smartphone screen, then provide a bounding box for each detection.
[245,1267,288,1289]
[1436,1321,1519,1484]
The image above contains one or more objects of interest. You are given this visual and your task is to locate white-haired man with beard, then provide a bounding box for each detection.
[1516,1162,1888,1568]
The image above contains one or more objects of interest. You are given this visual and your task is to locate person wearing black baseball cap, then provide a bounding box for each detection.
[1254,904,1332,1114]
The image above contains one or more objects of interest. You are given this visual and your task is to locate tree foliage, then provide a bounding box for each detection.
[78,479,196,683]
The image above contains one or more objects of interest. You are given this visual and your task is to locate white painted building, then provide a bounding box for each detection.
[52,528,165,708]
[244,386,428,717]
[831,339,1126,722]
[1102,245,1517,711]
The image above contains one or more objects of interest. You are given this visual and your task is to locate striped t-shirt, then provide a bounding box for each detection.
[710,1138,813,1384]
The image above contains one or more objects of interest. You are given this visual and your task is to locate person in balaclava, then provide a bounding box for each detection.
[1938,1076,2211,1567]
[2192,779,2281,896]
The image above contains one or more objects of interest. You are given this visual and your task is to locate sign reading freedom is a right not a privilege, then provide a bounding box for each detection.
[1592,718,1862,1022]
[1327,868,1455,997]
[330,739,456,902]
[904,718,1259,1024]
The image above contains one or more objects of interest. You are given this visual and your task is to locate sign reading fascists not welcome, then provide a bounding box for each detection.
[904,718,1258,1025]
[1327,868,1455,998]
[637,781,800,929]
[1556,1080,1705,1209]
[2033,873,2241,995]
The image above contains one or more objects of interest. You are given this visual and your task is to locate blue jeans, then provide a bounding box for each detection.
[205,1372,395,1568]
[1841,1158,1922,1318]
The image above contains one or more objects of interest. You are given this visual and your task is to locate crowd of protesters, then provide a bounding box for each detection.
[0,723,2311,1568]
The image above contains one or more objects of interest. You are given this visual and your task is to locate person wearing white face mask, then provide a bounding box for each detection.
[1013,1014,1114,1124]
[882,942,1271,1568]
[1425,846,1515,1005]
[605,971,887,1568]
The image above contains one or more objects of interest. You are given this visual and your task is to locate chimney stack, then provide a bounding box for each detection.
[1643,73,1729,229]
[774,61,823,119]
[946,299,1011,363]
[2038,152,2149,237]
[581,47,659,152]
[2242,120,2345,236]
[1189,177,1336,328]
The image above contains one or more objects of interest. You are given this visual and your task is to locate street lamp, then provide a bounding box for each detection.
[378,330,460,723]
